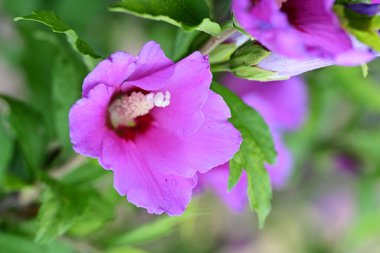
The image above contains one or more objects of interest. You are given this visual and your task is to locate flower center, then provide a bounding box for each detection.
[108,91,170,129]
[277,0,288,7]
[280,0,305,30]
[251,0,288,7]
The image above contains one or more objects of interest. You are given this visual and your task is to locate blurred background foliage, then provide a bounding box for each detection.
[0,0,380,252]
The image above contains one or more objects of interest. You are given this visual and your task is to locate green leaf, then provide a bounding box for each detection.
[0,233,48,253]
[0,96,46,179]
[109,0,221,36]
[52,53,83,155]
[171,29,201,61]
[14,10,101,70]
[61,162,114,237]
[68,198,114,236]
[35,182,90,244]
[110,215,191,246]
[61,161,105,186]
[211,82,276,228]
[228,155,244,190]
[0,114,14,183]
[36,160,111,242]
[0,233,76,253]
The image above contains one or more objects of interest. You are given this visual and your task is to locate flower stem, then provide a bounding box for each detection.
[200,27,237,55]
[49,155,87,179]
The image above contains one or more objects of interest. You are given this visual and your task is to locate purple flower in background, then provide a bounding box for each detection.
[334,153,361,175]
[199,164,248,212]
[347,3,380,16]
[199,75,308,211]
[256,39,375,78]
[69,41,241,215]
[314,190,356,239]
[232,0,375,65]
[257,52,333,79]
[230,76,308,131]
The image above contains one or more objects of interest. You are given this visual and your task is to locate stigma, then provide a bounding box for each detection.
[108,91,170,128]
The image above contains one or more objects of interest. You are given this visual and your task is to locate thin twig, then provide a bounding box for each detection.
[199,27,237,55]
[49,155,87,179]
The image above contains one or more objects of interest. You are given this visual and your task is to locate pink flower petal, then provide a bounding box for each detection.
[69,84,115,158]
[82,51,136,96]
[151,52,212,136]
[128,41,173,81]
[70,41,242,215]
[101,132,197,216]
[136,91,241,178]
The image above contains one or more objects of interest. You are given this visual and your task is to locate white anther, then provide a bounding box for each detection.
[153,92,164,107]
[146,91,171,108]
[165,91,170,100]
[160,91,171,107]
[146,93,155,103]
[108,90,171,128]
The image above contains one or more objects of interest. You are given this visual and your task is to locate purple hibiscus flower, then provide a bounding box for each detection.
[348,2,380,16]
[232,0,375,65]
[69,41,242,215]
[199,75,308,211]
[257,52,334,79]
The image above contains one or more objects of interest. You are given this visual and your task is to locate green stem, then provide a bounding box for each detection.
[200,27,237,55]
